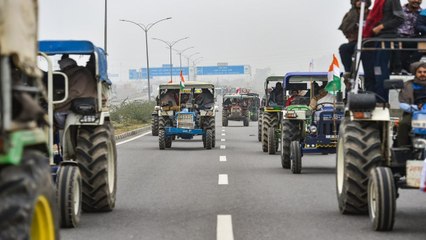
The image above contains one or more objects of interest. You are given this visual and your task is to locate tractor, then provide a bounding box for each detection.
[222,94,251,127]
[158,81,216,149]
[39,40,118,227]
[280,72,344,173]
[260,76,285,154]
[0,1,59,239]
[335,7,426,230]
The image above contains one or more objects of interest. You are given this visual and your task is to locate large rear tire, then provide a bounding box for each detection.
[159,129,166,150]
[151,114,159,136]
[57,164,82,228]
[336,120,382,214]
[281,120,298,169]
[368,167,396,231]
[290,141,302,174]
[258,111,263,142]
[0,150,59,240]
[76,123,117,212]
[262,112,278,153]
[222,110,228,127]
[205,129,213,149]
[268,127,276,155]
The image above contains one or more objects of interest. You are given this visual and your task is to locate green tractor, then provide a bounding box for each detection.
[242,92,260,121]
[0,0,59,239]
[260,76,285,154]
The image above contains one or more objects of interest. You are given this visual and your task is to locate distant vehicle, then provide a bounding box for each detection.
[157,81,216,149]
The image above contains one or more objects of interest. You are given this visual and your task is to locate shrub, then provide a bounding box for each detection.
[110,100,155,124]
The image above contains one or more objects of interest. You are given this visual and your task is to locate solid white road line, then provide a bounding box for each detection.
[220,156,227,162]
[116,131,152,146]
[221,139,226,142]
[220,145,226,149]
[217,215,234,240]
[218,174,229,185]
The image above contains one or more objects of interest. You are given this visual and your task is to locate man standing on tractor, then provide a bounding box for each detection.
[362,0,404,102]
[397,62,426,146]
[196,88,214,109]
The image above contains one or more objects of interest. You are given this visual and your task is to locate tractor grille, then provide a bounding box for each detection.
[177,113,195,129]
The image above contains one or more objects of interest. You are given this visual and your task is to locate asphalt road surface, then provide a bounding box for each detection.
[62,117,426,240]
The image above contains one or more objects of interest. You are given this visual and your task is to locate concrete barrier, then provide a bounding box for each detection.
[115,125,151,141]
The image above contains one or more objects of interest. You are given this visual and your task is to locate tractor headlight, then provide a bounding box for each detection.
[309,125,317,134]
[413,138,426,149]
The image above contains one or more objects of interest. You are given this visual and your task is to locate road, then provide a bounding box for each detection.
[62,117,426,240]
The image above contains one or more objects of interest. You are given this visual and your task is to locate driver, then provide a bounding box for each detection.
[309,88,335,110]
[397,62,426,146]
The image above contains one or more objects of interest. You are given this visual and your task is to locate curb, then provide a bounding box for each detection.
[115,126,151,141]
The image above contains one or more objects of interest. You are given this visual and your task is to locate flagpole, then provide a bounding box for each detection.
[353,0,366,94]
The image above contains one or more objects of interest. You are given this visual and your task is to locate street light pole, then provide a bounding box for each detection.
[104,0,108,54]
[192,57,203,81]
[174,46,194,70]
[184,52,200,81]
[120,17,172,101]
[152,37,189,82]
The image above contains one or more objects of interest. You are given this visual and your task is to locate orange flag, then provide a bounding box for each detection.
[180,70,185,82]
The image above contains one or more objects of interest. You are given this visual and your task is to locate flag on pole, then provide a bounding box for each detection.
[179,70,185,90]
[325,54,342,94]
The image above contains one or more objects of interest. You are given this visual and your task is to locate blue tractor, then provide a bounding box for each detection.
[157,81,216,149]
[39,40,117,228]
[280,72,344,173]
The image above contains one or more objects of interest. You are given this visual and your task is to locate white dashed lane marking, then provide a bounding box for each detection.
[221,139,226,142]
[221,133,226,136]
[220,145,226,149]
[218,174,229,185]
[217,215,234,240]
[220,156,227,162]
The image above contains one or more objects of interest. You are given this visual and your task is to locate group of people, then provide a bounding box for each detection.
[160,88,214,110]
[338,0,426,102]
[268,81,335,110]
[338,0,426,146]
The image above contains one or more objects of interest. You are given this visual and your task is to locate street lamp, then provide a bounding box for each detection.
[174,46,194,70]
[184,52,200,81]
[192,57,203,81]
[119,17,172,101]
[152,37,189,82]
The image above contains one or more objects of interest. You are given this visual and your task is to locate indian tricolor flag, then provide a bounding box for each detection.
[325,54,342,94]
[179,70,185,90]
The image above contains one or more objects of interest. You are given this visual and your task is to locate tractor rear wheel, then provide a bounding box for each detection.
[258,111,263,142]
[0,150,59,240]
[205,129,213,149]
[336,120,382,214]
[268,127,276,155]
[76,123,117,212]
[151,114,159,136]
[222,110,228,127]
[262,112,278,153]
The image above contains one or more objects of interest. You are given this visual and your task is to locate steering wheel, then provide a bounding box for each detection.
[415,96,426,109]
[314,102,335,111]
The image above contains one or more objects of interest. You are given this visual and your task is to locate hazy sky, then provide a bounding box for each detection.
[38,0,409,76]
